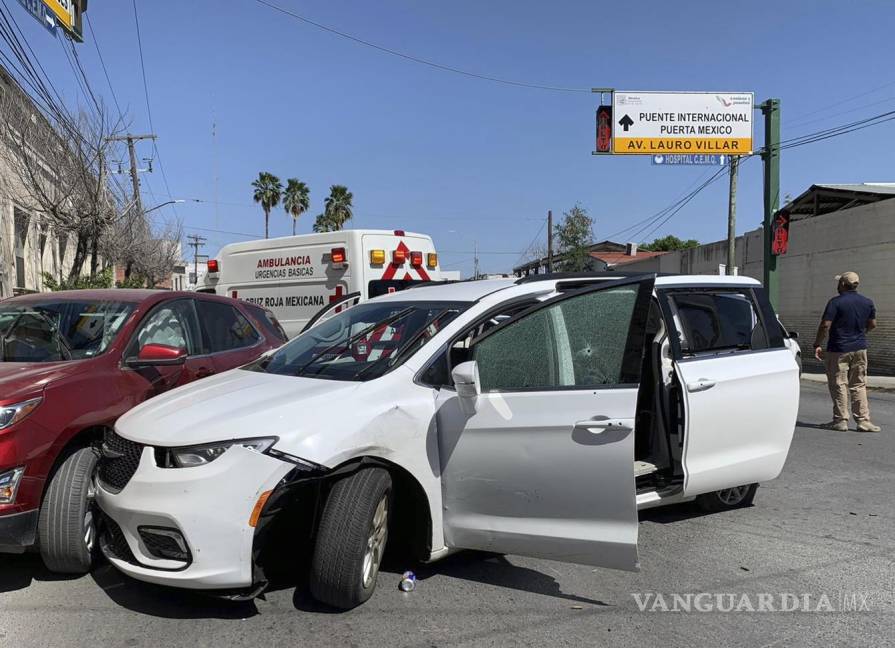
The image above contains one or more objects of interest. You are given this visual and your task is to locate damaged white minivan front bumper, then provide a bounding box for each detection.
[96,438,295,590]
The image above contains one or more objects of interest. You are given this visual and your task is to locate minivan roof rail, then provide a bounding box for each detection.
[514,271,673,285]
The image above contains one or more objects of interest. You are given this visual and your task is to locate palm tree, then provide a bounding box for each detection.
[323,184,354,230]
[312,212,338,233]
[251,171,283,239]
[283,179,310,236]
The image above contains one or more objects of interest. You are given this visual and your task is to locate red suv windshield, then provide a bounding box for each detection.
[0,300,135,362]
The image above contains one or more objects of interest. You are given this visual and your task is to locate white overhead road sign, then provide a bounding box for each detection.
[612,91,753,155]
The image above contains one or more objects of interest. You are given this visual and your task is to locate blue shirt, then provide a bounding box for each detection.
[822,291,876,352]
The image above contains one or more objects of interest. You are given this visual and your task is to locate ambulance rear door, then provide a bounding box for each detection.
[362,231,441,299]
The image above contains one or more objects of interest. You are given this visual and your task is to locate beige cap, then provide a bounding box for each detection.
[837,271,860,287]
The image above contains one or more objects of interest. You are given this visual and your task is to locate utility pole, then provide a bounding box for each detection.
[726,156,739,275]
[473,240,479,280]
[186,234,207,286]
[761,99,781,309]
[106,134,156,217]
[105,134,156,278]
[547,209,554,273]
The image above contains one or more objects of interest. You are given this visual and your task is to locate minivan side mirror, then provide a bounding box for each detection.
[451,361,480,413]
[788,330,799,340]
[127,343,187,367]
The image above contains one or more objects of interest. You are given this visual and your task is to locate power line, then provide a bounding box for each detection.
[787,79,895,126]
[131,0,179,219]
[635,165,732,242]
[778,109,895,151]
[253,0,590,94]
[514,218,547,267]
[84,13,124,121]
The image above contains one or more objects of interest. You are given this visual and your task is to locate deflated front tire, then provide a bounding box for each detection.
[309,467,392,609]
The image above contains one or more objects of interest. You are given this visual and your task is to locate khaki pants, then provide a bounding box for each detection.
[824,350,870,423]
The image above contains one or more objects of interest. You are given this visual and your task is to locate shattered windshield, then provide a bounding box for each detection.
[252,300,467,381]
[0,300,136,362]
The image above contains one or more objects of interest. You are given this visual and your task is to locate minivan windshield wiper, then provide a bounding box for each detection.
[350,308,456,381]
[293,306,415,377]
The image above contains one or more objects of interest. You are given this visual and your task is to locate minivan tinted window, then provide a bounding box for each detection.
[671,291,767,355]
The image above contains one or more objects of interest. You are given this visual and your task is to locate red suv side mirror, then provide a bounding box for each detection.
[127,343,187,367]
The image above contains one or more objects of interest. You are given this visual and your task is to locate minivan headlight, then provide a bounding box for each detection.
[0,398,42,431]
[168,438,278,468]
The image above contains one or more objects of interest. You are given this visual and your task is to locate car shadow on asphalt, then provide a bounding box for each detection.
[0,553,82,594]
[392,551,609,607]
[638,502,720,524]
[89,562,260,620]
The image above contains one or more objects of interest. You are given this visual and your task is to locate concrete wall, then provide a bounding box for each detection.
[623,198,895,375]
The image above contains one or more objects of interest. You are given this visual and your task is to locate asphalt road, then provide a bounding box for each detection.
[1,383,893,647]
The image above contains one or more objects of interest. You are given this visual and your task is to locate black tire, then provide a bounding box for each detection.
[38,447,99,574]
[695,483,758,512]
[309,467,392,609]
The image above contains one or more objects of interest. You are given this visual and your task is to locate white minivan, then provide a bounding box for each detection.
[197,229,441,338]
[95,274,799,609]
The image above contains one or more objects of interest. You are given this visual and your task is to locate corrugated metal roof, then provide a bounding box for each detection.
[814,183,895,195]
[783,183,895,218]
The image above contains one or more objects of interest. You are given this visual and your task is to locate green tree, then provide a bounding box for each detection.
[312,212,338,233]
[251,171,283,239]
[283,178,310,236]
[323,184,354,231]
[554,204,594,272]
[640,235,700,252]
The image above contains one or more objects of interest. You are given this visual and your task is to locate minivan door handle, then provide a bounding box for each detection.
[574,419,635,435]
[687,378,716,393]
[196,367,215,379]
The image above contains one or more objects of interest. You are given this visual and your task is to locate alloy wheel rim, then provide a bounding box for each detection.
[84,480,97,553]
[717,485,748,505]
[362,495,389,588]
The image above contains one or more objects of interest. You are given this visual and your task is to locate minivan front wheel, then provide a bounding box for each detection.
[309,467,392,609]
[38,447,99,574]
[696,483,758,512]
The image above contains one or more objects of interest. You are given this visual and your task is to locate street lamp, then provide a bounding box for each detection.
[144,198,201,215]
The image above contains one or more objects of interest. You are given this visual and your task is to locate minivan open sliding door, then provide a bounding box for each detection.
[659,286,799,497]
[436,275,655,571]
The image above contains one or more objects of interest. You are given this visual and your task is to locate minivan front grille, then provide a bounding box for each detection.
[97,430,144,493]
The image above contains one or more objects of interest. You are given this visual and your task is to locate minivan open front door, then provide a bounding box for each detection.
[435,275,655,570]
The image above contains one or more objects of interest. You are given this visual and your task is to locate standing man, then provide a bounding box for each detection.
[813,272,880,432]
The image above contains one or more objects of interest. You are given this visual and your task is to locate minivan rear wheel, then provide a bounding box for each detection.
[38,447,99,574]
[695,483,758,512]
[309,467,392,609]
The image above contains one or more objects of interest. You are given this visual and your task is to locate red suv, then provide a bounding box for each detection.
[0,289,286,573]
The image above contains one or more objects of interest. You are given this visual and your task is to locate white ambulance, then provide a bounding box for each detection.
[198,230,441,338]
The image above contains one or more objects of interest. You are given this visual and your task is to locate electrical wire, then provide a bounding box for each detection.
[84,13,123,121]
[253,0,590,94]
[131,0,179,219]
[513,218,547,268]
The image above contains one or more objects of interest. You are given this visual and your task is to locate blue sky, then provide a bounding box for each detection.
[7,0,895,275]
